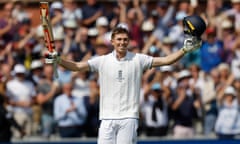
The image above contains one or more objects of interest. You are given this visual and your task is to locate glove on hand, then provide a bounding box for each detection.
[45,51,61,64]
[181,36,202,54]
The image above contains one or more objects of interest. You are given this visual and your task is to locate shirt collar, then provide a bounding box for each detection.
[112,50,132,61]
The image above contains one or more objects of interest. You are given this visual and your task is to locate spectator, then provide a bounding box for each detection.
[0,63,13,95]
[171,70,201,138]
[0,93,25,142]
[200,0,223,28]
[141,20,155,45]
[62,0,82,25]
[215,86,240,139]
[96,16,111,46]
[141,82,170,137]
[28,59,44,86]
[159,36,178,57]
[119,0,144,48]
[168,11,187,50]
[36,64,59,138]
[33,25,45,60]
[231,32,240,79]
[159,65,177,91]
[220,0,240,32]
[50,1,64,33]
[72,26,90,61]
[220,18,237,63]
[62,19,78,55]
[201,68,226,136]
[71,71,90,98]
[6,64,36,138]
[218,63,231,84]
[142,1,176,55]
[56,54,73,86]
[0,2,19,43]
[81,0,104,28]
[83,77,100,137]
[54,82,87,138]
[12,1,31,24]
[200,27,224,73]
[86,27,99,54]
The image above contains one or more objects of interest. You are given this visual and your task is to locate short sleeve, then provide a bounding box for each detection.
[138,54,153,71]
[87,56,103,72]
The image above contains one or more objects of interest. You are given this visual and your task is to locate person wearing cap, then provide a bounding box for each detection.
[160,36,178,57]
[50,1,64,32]
[46,24,202,143]
[6,64,36,138]
[200,27,224,73]
[215,86,240,139]
[95,16,111,47]
[220,18,237,64]
[28,59,44,86]
[141,82,170,137]
[159,65,177,90]
[141,20,155,47]
[171,69,202,138]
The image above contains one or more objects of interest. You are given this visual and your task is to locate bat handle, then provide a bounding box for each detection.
[53,60,58,78]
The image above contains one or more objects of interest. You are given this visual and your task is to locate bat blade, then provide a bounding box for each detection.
[40,2,55,53]
[40,2,58,78]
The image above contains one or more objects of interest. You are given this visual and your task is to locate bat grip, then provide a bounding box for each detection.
[53,60,58,78]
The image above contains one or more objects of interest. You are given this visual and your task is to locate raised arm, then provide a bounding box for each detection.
[59,58,90,72]
[152,15,206,67]
[152,37,202,67]
[152,48,185,67]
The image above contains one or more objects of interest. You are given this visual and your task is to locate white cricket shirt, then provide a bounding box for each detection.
[88,51,153,119]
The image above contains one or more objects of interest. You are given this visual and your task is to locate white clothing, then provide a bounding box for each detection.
[88,51,153,119]
[98,118,138,144]
[215,100,240,134]
[72,78,90,98]
[231,56,240,79]
[6,78,36,114]
[141,99,168,127]
[62,8,82,21]
[173,125,194,138]
[54,94,87,127]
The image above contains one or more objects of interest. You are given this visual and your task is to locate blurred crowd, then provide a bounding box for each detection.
[0,0,240,142]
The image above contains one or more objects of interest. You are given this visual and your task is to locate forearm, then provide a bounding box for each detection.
[59,58,89,72]
[152,49,185,67]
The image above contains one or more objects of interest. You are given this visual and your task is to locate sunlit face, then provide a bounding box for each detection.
[111,33,129,55]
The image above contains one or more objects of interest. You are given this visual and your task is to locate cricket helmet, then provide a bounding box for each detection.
[183,15,207,38]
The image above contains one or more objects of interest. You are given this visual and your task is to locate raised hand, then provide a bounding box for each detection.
[44,50,60,64]
[181,36,202,53]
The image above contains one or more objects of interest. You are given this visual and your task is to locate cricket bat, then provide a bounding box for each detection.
[40,2,58,78]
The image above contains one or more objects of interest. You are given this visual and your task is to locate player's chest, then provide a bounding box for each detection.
[101,60,140,81]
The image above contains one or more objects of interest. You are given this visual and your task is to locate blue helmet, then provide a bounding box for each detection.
[183,15,207,38]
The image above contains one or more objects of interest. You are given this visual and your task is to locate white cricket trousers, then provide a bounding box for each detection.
[98,118,138,144]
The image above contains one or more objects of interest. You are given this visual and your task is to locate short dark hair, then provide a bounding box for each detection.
[111,27,130,40]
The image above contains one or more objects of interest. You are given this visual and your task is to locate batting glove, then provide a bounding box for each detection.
[181,37,202,54]
[45,51,61,64]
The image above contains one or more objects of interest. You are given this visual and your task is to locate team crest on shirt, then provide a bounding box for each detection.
[117,70,125,82]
